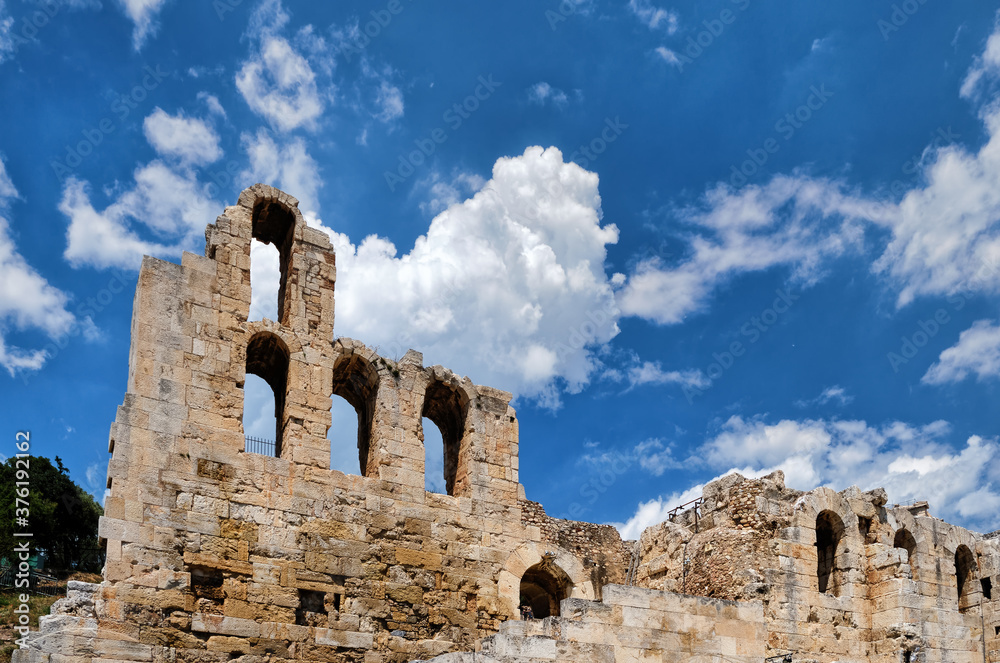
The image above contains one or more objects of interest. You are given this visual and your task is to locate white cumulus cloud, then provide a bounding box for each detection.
[617,176,884,324]
[329,146,620,406]
[373,80,404,123]
[0,158,75,375]
[241,129,322,217]
[247,146,621,406]
[617,416,1000,537]
[143,108,222,167]
[237,3,326,133]
[923,320,1000,385]
[655,47,682,67]
[61,105,227,270]
[621,20,1000,326]
[960,13,1000,101]
[625,360,708,390]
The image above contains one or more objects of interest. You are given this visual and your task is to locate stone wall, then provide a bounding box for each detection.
[13,185,615,663]
[416,584,767,663]
[634,471,1000,662]
[13,184,1000,663]
[518,499,631,596]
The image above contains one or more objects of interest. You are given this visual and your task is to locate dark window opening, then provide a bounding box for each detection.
[893,528,917,565]
[329,575,346,614]
[519,559,571,619]
[330,355,379,476]
[296,589,327,627]
[243,332,289,456]
[902,650,912,663]
[191,568,224,598]
[858,516,872,542]
[982,577,993,600]
[816,510,845,596]
[251,200,296,326]
[190,567,225,614]
[422,380,469,496]
[956,545,977,612]
[994,625,1000,636]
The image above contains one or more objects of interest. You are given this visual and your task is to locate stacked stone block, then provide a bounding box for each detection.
[13,184,1000,663]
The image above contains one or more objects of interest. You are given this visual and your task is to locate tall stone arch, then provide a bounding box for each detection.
[498,542,595,619]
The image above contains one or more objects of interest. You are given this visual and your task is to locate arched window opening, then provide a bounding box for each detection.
[251,200,295,325]
[956,545,977,612]
[422,381,469,496]
[423,418,447,494]
[519,559,571,619]
[816,510,845,596]
[249,240,280,322]
[329,397,361,475]
[330,355,378,476]
[243,333,289,456]
[243,375,277,455]
[893,529,917,565]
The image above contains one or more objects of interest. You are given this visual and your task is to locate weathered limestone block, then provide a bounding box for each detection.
[17,185,1000,663]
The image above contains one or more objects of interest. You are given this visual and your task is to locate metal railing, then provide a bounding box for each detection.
[243,435,276,456]
[0,566,66,597]
[625,540,641,586]
[667,497,704,532]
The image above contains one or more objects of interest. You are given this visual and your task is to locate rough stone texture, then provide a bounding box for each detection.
[418,586,767,663]
[633,471,1000,663]
[14,185,1000,663]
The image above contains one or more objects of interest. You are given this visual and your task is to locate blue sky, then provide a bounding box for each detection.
[2,0,1000,537]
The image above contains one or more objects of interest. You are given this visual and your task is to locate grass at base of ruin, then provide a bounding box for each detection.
[0,593,61,663]
[0,572,100,663]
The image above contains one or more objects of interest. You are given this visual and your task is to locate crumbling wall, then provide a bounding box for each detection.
[518,499,630,594]
[635,472,794,599]
[634,470,999,662]
[12,183,1000,663]
[13,185,608,663]
[415,584,767,663]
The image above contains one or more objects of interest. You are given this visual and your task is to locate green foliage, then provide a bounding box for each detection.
[0,456,104,573]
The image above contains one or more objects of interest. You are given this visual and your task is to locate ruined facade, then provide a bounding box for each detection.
[13,185,1000,663]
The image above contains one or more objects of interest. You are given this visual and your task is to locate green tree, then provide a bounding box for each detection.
[0,456,104,573]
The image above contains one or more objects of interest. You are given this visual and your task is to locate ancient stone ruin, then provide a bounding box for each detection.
[15,185,1000,662]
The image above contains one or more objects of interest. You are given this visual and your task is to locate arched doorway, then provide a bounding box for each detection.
[956,544,977,612]
[893,528,917,564]
[816,510,845,596]
[519,557,572,619]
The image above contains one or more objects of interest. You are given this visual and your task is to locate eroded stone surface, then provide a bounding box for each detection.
[14,185,1000,663]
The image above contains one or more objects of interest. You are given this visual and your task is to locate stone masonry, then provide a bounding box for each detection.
[13,185,1000,663]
